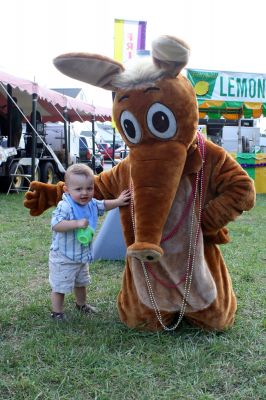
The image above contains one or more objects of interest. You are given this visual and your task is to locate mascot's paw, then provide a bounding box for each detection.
[127,242,163,262]
[24,181,64,216]
[24,188,42,216]
[204,227,230,244]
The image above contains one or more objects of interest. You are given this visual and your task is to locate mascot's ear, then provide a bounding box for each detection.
[53,53,124,91]
[152,35,190,77]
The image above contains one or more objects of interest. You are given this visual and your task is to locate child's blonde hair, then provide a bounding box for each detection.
[64,163,94,185]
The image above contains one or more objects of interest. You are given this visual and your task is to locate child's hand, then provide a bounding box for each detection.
[104,189,131,211]
[77,218,89,229]
[117,189,131,206]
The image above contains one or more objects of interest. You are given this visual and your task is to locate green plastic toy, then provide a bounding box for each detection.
[76,226,95,245]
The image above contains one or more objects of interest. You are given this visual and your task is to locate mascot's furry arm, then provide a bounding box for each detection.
[23,165,126,216]
[24,181,65,216]
[201,141,255,243]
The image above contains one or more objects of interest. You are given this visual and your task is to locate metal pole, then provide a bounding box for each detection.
[67,121,70,153]
[237,117,242,153]
[91,115,96,173]
[63,107,68,168]
[111,91,116,167]
[7,84,12,147]
[112,127,116,167]
[31,93,37,181]
[122,144,127,159]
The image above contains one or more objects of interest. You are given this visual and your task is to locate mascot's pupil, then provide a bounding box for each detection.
[152,112,169,133]
[124,119,136,139]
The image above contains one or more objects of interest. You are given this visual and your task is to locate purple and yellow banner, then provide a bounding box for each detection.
[114,19,147,63]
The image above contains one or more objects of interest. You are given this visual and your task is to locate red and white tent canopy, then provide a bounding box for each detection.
[0,70,111,123]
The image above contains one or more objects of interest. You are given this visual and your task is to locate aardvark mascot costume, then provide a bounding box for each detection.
[24,36,255,332]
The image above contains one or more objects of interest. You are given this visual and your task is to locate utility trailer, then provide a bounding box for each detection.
[0,123,65,191]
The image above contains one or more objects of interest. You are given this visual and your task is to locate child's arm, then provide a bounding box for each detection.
[104,189,131,211]
[53,218,88,232]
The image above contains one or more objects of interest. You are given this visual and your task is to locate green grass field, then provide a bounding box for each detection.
[0,193,265,400]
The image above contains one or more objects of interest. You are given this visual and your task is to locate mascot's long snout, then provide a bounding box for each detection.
[127,141,188,262]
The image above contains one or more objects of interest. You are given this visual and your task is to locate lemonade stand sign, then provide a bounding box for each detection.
[187,69,266,119]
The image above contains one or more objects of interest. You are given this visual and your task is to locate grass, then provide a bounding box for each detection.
[0,193,265,400]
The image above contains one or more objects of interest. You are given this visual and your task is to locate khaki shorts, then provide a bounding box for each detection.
[49,250,91,294]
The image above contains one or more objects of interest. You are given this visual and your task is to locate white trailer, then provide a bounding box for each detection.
[222,126,260,153]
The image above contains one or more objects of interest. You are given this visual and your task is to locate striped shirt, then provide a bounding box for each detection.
[50,194,105,263]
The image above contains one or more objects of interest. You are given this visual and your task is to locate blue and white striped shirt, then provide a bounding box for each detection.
[50,194,105,263]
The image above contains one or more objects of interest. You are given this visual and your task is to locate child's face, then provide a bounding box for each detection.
[64,174,94,205]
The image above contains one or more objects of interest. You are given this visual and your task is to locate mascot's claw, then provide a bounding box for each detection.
[127,242,163,262]
[24,181,63,216]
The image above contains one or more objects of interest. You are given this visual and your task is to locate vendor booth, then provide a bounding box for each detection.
[187,69,266,193]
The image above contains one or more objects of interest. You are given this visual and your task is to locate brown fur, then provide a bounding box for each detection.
[24,35,256,331]
[93,140,254,331]
[24,121,255,333]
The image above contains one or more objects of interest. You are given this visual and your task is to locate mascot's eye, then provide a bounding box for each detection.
[147,103,177,139]
[120,110,142,144]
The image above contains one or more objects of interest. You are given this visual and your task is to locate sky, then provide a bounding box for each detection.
[1,0,266,109]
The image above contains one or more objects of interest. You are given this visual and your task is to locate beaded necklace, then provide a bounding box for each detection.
[130,132,205,331]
